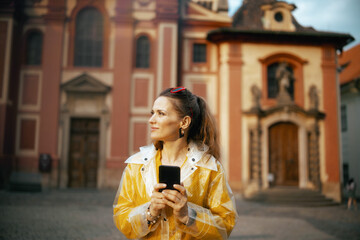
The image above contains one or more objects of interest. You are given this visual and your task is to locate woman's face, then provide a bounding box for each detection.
[149,96,182,142]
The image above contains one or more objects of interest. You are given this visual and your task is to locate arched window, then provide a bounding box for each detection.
[267,62,294,99]
[135,36,150,68]
[74,7,103,67]
[26,31,43,65]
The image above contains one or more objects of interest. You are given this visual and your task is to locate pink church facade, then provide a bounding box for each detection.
[0,0,353,202]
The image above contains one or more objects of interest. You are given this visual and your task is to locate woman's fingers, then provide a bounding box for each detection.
[150,183,168,216]
[173,184,187,196]
[153,183,167,192]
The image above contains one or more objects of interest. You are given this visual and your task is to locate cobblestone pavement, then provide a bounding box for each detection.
[0,189,359,240]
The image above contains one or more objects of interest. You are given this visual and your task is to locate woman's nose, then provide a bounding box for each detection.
[149,114,155,123]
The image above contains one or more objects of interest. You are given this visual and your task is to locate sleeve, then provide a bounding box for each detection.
[113,164,160,239]
[176,163,239,239]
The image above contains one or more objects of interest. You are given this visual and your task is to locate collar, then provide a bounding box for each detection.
[125,141,218,171]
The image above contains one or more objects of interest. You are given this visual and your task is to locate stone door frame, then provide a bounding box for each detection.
[58,74,110,189]
[262,113,308,189]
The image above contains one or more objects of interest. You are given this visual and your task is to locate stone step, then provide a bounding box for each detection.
[247,187,339,207]
[8,172,42,192]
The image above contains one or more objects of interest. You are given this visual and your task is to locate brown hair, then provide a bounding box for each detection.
[154,87,220,159]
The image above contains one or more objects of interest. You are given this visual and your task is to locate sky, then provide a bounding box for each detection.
[227,0,360,50]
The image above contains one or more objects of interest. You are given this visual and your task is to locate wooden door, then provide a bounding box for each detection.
[269,122,299,186]
[68,118,99,188]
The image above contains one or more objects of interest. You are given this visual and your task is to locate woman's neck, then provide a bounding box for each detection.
[162,140,188,166]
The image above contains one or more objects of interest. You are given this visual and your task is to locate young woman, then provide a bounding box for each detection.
[113,87,238,239]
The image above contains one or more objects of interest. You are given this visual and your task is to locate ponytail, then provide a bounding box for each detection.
[157,88,221,159]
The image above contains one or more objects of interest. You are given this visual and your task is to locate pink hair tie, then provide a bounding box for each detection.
[170,86,186,93]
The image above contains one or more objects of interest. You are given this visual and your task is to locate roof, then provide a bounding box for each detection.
[206,28,354,50]
[207,0,354,50]
[232,0,313,32]
[339,44,360,85]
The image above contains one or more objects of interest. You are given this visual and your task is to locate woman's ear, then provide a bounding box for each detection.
[180,116,192,130]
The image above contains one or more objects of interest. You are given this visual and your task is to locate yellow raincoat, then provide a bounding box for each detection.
[113,141,238,239]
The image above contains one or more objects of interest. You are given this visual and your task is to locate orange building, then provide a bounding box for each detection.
[339,44,360,198]
[0,0,353,202]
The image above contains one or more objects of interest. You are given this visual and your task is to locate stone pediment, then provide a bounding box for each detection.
[185,1,231,23]
[61,73,111,94]
[244,103,325,120]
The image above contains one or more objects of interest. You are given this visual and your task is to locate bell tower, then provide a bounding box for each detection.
[261,1,296,31]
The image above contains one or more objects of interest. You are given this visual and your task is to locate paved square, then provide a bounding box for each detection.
[0,190,359,240]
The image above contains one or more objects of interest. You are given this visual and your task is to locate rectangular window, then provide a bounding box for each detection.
[341,105,347,132]
[343,163,349,185]
[193,43,207,63]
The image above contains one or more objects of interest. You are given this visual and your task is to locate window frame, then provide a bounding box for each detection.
[341,104,347,132]
[24,30,43,66]
[259,53,307,107]
[192,43,207,64]
[67,3,109,69]
[73,7,104,67]
[135,35,151,69]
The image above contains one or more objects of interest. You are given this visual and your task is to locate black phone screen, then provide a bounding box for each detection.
[159,165,180,192]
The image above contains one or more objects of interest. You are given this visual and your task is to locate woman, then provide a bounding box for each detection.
[346,178,357,210]
[113,87,238,239]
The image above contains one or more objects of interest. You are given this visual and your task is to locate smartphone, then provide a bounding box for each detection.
[159,165,180,192]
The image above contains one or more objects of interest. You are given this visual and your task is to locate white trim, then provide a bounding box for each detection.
[18,70,42,111]
[210,43,218,72]
[183,31,207,39]
[219,44,230,177]
[109,22,115,69]
[16,114,40,156]
[170,24,177,88]
[183,73,218,115]
[129,117,151,156]
[130,72,154,114]
[62,24,69,67]
[0,18,13,104]
[156,23,177,95]
[183,39,190,71]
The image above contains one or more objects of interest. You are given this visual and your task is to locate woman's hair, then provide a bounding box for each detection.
[154,87,220,159]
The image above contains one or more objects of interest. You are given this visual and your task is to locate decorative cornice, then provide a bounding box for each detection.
[244,103,326,120]
[207,29,354,50]
[61,73,111,94]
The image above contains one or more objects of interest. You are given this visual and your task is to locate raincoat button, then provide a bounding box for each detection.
[141,168,144,171]
[144,158,148,161]
[191,167,194,171]
[192,158,195,162]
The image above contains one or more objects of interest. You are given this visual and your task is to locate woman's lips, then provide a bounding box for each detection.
[151,127,159,131]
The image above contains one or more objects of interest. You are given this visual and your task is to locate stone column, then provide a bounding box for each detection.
[308,121,321,190]
[108,0,133,169]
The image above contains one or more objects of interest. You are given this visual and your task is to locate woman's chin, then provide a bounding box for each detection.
[150,134,161,141]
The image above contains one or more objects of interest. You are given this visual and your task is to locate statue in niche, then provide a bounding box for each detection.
[309,85,319,110]
[251,85,262,110]
[275,62,294,104]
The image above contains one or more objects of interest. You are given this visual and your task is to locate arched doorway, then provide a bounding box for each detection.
[269,122,299,186]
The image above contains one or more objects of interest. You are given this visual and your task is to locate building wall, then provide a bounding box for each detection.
[341,91,360,197]
[0,0,345,202]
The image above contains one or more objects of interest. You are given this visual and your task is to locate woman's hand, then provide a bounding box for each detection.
[162,183,189,224]
[150,183,167,217]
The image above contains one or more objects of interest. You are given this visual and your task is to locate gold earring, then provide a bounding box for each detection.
[179,128,184,138]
